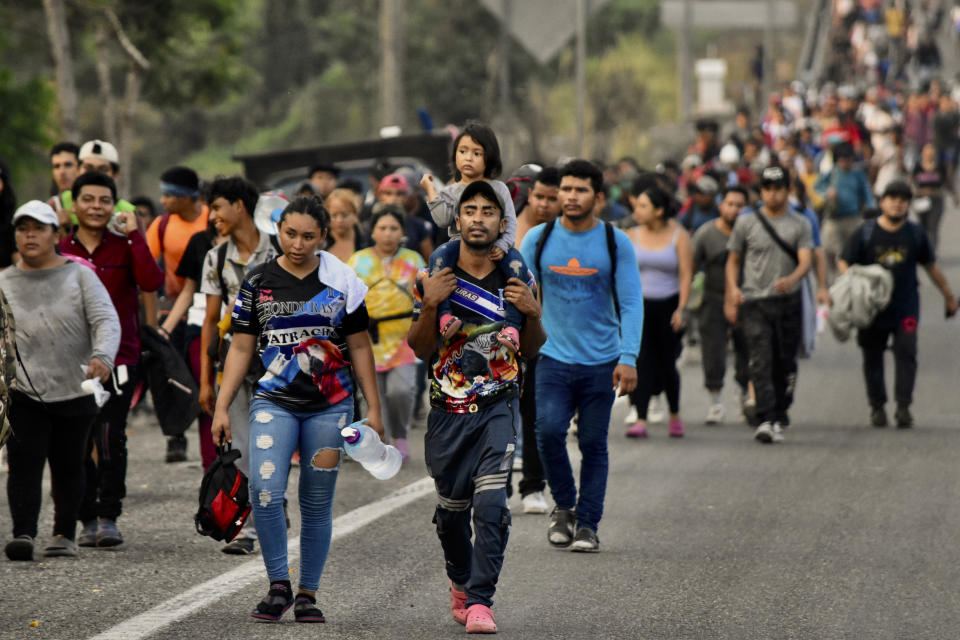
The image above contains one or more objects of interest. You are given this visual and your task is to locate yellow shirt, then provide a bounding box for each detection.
[347,247,424,371]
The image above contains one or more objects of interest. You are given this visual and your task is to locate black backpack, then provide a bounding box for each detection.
[194,444,251,542]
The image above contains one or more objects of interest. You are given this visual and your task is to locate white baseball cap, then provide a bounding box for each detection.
[13,200,59,228]
[79,139,119,165]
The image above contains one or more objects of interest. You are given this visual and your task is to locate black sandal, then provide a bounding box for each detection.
[294,594,325,623]
[251,583,293,621]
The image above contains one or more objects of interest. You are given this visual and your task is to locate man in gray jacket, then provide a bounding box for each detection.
[1,201,120,561]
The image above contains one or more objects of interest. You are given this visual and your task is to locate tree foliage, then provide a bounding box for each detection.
[10,0,682,196]
[0,29,55,192]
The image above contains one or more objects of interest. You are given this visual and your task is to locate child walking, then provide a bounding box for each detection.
[421,121,526,352]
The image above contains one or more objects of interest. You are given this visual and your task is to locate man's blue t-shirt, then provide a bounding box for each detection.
[520,221,643,366]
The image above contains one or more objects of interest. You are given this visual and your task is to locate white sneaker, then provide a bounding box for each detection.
[705,403,725,425]
[754,422,774,443]
[522,491,549,514]
[623,405,639,425]
[647,395,666,423]
[771,422,785,443]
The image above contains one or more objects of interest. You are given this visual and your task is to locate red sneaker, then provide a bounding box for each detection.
[465,603,497,634]
[450,581,468,625]
[440,314,462,339]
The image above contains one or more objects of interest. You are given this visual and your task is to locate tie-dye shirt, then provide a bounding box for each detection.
[347,247,425,372]
[232,259,370,412]
[413,265,532,414]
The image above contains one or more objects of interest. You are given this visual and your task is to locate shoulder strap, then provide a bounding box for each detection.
[533,219,557,302]
[604,221,620,322]
[861,219,876,244]
[215,242,229,302]
[753,210,799,264]
[534,219,557,280]
[157,214,172,257]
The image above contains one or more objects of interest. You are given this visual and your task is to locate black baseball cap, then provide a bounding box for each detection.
[881,180,912,200]
[759,165,790,189]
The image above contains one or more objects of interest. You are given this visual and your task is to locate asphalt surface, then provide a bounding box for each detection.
[2,218,960,640]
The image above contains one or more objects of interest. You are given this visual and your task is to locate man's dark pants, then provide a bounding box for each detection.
[857,318,918,408]
[517,358,545,497]
[740,292,802,425]
[425,398,517,608]
[698,293,750,393]
[535,356,616,533]
[79,366,137,523]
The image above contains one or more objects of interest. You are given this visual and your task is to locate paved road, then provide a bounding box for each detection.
[2,216,960,640]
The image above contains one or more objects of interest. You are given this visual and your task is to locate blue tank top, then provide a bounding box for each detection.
[634,228,680,300]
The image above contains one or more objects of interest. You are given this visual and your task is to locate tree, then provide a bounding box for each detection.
[38,0,253,193]
[41,0,79,141]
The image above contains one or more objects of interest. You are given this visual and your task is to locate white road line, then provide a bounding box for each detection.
[88,476,436,640]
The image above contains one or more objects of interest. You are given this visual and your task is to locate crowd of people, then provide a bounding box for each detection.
[2,14,960,627]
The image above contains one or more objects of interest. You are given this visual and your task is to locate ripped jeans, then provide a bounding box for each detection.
[248,396,352,591]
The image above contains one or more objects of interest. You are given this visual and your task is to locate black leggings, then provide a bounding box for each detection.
[630,295,683,418]
[5,391,97,540]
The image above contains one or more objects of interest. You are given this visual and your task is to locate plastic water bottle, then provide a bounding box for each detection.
[341,420,402,480]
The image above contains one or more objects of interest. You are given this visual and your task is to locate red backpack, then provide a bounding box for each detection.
[194,444,251,542]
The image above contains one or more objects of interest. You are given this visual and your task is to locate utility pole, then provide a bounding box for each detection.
[379,0,405,130]
[575,0,587,156]
[499,0,511,130]
[677,0,693,120]
[763,0,775,106]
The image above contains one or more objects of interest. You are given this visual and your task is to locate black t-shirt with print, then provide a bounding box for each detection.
[912,164,946,191]
[413,264,527,413]
[842,220,934,326]
[176,231,215,283]
[232,259,369,412]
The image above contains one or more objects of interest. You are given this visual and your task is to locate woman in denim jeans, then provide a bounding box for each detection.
[212,196,382,623]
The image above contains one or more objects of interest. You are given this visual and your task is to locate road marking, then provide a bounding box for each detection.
[88,476,435,640]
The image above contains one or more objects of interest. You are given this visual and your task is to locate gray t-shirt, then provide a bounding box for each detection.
[200,230,279,316]
[691,221,731,299]
[0,260,120,402]
[727,209,813,301]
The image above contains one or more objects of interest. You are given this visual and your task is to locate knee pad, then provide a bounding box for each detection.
[472,491,510,529]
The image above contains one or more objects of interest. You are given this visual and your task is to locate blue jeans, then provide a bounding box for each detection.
[534,356,616,533]
[248,396,352,591]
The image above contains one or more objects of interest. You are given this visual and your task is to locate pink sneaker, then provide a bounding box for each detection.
[465,603,497,634]
[440,314,462,339]
[625,421,648,438]
[393,438,410,462]
[668,418,685,438]
[450,581,467,625]
[496,326,520,353]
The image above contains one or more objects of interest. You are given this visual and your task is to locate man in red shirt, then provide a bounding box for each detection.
[60,171,164,549]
